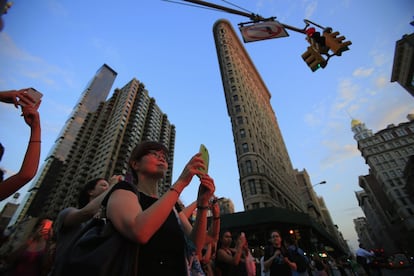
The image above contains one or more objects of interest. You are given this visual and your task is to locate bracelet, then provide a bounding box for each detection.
[169,187,180,195]
[213,216,220,220]
[197,205,209,210]
[29,140,41,143]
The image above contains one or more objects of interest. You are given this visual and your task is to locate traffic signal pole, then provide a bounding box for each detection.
[183,0,307,34]
[180,0,351,72]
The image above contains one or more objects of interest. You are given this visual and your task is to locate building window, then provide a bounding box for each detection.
[259,179,265,194]
[235,105,241,113]
[237,116,243,125]
[233,95,239,102]
[242,143,249,153]
[395,128,407,136]
[269,185,276,199]
[382,132,394,140]
[240,129,246,138]
[246,160,253,173]
[248,179,257,195]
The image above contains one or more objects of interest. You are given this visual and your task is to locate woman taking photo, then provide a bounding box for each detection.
[106,141,215,275]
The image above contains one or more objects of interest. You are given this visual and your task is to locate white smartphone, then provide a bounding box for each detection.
[198,144,209,175]
[19,88,43,108]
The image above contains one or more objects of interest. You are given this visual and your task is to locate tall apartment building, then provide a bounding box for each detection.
[295,169,348,250]
[11,64,117,225]
[353,216,375,250]
[213,19,304,213]
[355,174,398,253]
[12,68,175,227]
[352,115,414,253]
[391,33,414,97]
[295,169,327,229]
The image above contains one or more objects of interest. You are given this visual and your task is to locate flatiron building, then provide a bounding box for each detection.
[213,19,304,213]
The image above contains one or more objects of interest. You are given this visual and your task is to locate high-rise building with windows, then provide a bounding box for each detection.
[355,174,398,253]
[353,216,375,250]
[213,19,304,213]
[11,64,117,225]
[36,78,175,221]
[11,67,175,230]
[352,114,414,253]
[391,33,414,97]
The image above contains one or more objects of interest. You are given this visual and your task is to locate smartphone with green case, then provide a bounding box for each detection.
[198,144,209,176]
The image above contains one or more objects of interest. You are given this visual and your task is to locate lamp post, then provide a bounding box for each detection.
[312,180,326,188]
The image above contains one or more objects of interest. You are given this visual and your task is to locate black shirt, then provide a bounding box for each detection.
[107,181,187,276]
[264,245,293,276]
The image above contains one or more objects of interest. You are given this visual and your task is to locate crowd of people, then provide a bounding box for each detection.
[1,89,374,276]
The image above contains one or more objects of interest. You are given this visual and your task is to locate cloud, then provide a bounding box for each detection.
[333,183,342,192]
[304,112,321,127]
[374,75,388,89]
[304,0,318,19]
[0,33,42,63]
[320,141,359,168]
[371,50,388,67]
[374,105,414,130]
[47,0,69,17]
[353,67,374,78]
[303,101,328,127]
[332,79,359,112]
[0,33,75,90]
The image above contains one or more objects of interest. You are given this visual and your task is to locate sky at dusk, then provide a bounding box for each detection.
[1,0,414,251]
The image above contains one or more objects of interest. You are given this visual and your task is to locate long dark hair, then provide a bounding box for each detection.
[78,178,105,208]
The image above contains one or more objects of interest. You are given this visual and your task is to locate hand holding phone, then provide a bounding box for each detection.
[198,144,209,176]
[18,88,43,109]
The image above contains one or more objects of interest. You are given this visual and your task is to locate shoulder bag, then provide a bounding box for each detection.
[55,182,140,276]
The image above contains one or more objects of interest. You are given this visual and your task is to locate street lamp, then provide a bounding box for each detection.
[312,180,326,188]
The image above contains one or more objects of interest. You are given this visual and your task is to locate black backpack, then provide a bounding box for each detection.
[291,247,308,273]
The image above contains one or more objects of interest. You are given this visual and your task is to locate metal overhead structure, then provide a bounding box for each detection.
[182,0,306,34]
[170,0,352,72]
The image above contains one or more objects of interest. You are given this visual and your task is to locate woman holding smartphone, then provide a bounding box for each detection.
[104,141,215,275]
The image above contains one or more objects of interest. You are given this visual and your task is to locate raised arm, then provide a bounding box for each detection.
[181,200,197,219]
[189,174,215,257]
[62,175,122,227]
[206,198,220,244]
[0,104,41,200]
[217,233,246,266]
[107,153,206,244]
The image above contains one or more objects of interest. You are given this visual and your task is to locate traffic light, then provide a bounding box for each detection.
[305,27,329,54]
[1,1,12,15]
[302,46,327,72]
[323,28,352,56]
[294,229,301,240]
